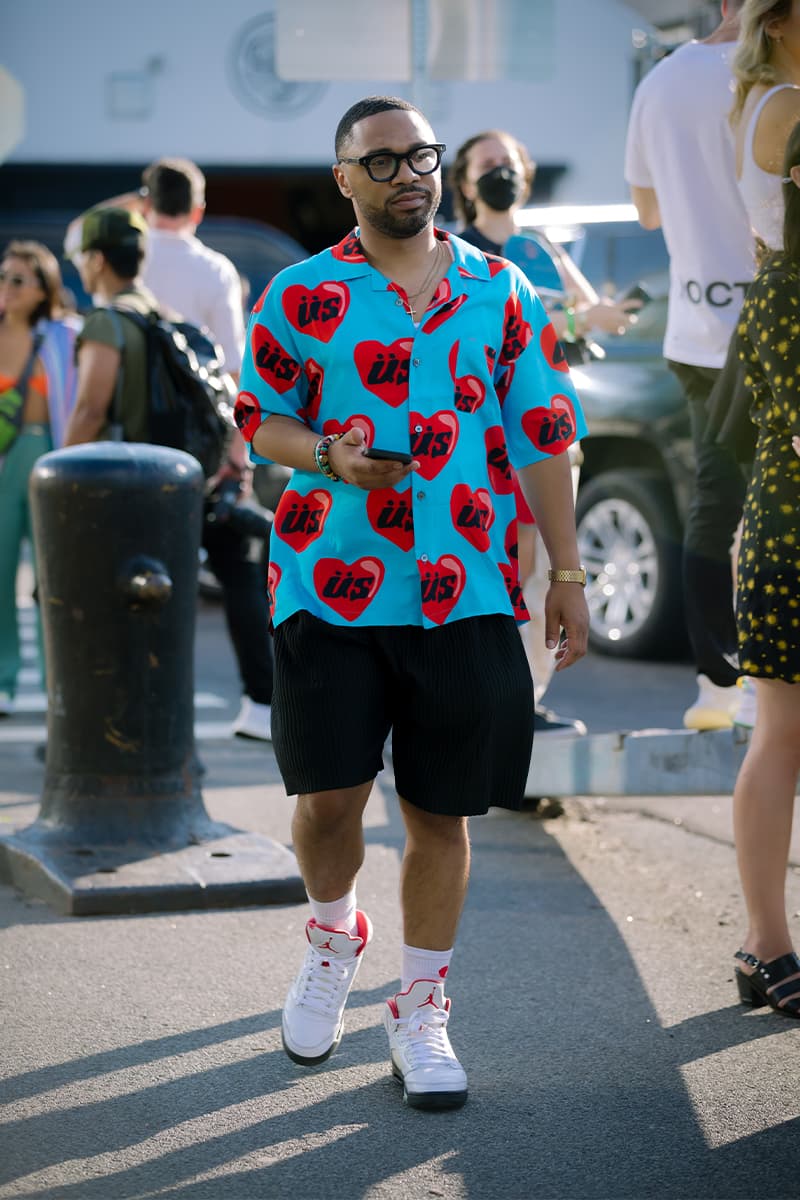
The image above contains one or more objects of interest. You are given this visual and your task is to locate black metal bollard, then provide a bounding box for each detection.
[0,443,304,915]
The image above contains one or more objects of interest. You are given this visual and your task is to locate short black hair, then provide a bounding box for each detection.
[334,95,424,158]
[142,158,206,217]
[101,243,145,280]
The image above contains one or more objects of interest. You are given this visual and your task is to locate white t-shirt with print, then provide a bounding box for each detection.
[624,41,754,369]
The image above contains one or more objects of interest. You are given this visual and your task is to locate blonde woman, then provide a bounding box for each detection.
[732,0,800,248]
[730,122,800,1016]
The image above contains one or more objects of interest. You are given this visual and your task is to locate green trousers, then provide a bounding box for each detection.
[0,424,52,698]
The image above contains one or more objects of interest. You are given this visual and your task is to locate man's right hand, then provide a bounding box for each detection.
[328,427,419,490]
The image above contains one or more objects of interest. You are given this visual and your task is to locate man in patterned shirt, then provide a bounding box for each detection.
[236,95,589,1110]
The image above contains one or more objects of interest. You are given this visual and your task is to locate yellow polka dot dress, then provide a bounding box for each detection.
[736,254,800,683]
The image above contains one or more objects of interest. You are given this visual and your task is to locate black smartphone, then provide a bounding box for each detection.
[363,447,414,465]
[620,282,651,306]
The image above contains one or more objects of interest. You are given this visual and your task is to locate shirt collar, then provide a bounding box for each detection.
[329,226,493,286]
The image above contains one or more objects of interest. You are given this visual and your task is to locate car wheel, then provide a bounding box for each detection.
[575,469,686,659]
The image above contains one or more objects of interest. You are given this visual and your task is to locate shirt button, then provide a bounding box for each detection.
[416,490,426,500]
[420,554,429,562]
[414,424,423,433]
[412,358,421,367]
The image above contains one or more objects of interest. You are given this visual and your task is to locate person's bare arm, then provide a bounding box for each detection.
[252,413,418,490]
[517,453,588,670]
[630,184,661,230]
[549,243,640,336]
[63,341,119,445]
[752,86,800,174]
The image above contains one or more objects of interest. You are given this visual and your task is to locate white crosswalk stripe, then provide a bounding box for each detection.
[1,609,236,744]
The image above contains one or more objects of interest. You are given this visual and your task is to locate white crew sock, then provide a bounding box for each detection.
[401,944,453,993]
[307,887,358,937]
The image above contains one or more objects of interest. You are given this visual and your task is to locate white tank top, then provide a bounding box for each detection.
[738,83,798,250]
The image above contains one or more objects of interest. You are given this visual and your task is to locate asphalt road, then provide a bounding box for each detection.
[5,600,800,1199]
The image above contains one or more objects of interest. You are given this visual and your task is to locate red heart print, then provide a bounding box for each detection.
[450,484,495,553]
[267,562,282,620]
[522,393,577,456]
[250,323,302,394]
[484,425,514,494]
[409,410,459,480]
[419,554,466,625]
[540,322,570,373]
[332,231,367,262]
[283,281,350,342]
[449,342,486,413]
[301,359,324,423]
[498,562,530,621]
[322,414,376,445]
[421,293,467,335]
[499,292,533,365]
[504,517,519,564]
[234,391,263,442]
[314,556,385,621]
[366,486,415,552]
[496,362,516,407]
[486,255,510,278]
[251,279,272,315]
[353,338,413,406]
[273,488,332,552]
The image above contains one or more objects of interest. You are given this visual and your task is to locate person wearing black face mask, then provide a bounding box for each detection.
[476,163,527,213]
[451,130,640,340]
[451,131,639,741]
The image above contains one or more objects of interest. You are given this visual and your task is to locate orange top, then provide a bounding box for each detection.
[0,370,47,398]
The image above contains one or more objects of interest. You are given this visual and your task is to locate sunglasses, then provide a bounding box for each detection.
[0,269,42,290]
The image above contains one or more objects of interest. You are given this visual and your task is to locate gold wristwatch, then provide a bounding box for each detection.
[548,567,587,586]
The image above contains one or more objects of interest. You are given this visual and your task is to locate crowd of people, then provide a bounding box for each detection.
[1,0,800,1106]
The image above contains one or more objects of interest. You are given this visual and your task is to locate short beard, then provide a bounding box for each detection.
[358,189,441,239]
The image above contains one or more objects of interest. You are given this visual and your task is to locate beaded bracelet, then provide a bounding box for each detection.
[314,432,344,482]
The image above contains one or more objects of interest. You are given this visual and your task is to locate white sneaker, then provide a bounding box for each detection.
[231,697,272,741]
[282,911,372,1065]
[733,676,757,729]
[683,675,738,731]
[0,692,13,718]
[384,979,468,1110]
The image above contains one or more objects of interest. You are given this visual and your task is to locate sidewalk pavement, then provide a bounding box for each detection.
[2,737,800,1199]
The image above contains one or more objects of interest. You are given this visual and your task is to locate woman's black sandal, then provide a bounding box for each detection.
[734,949,800,1017]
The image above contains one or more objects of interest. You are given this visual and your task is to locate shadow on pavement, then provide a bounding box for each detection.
[3,789,800,1199]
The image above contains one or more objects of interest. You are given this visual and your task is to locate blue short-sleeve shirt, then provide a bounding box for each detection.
[236,228,587,629]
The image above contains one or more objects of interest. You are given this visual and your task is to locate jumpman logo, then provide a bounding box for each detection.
[418,990,439,1008]
[317,937,338,953]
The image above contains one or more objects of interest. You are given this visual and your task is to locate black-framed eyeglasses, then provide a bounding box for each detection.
[338,143,446,183]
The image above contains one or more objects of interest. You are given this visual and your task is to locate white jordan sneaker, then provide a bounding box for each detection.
[230,697,272,741]
[281,911,372,1065]
[384,979,468,1109]
[683,674,738,731]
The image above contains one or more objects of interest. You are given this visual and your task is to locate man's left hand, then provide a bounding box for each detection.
[544,583,589,671]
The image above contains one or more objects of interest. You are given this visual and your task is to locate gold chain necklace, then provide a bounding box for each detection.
[401,242,445,317]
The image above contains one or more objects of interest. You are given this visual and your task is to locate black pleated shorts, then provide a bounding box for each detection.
[271,610,535,816]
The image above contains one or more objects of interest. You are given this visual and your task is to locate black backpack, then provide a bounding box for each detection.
[110,304,236,477]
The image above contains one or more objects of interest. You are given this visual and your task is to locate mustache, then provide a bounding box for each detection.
[389,187,430,200]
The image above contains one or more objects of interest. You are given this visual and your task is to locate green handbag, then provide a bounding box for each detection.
[0,332,44,455]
